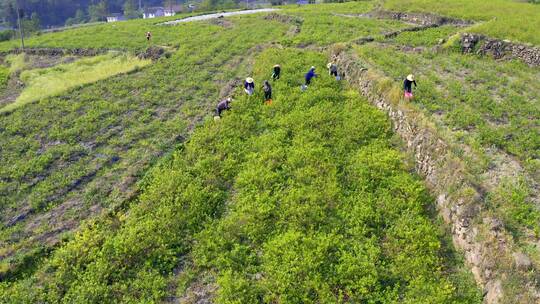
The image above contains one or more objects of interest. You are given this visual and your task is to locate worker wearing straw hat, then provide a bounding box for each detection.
[215,97,232,120]
[403,74,417,100]
[244,77,255,95]
[272,64,281,80]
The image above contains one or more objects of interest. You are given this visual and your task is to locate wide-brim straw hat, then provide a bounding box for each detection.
[246,77,254,83]
[274,64,280,68]
[407,74,415,81]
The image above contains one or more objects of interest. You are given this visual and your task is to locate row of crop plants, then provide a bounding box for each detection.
[356,43,539,172]
[0,15,290,284]
[0,3,418,282]
[0,2,411,52]
[0,48,481,303]
[354,42,540,243]
[384,0,540,45]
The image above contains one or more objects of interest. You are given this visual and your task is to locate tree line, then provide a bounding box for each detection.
[0,0,172,29]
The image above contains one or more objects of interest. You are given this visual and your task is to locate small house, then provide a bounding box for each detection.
[143,7,165,19]
[106,14,126,22]
[164,9,176,17]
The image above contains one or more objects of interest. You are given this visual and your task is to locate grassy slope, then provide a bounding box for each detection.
[384,0,540,45]
[0,65,7,90]
[355,17,540,294]
[188,48,481,303]
[3,0,538,301]
[1,54,151,113]
[0,47,481,304]
[356,44,540,175]
[281,2,408,46]
[0,1,417,289]
[0,15,289,281]
[0,3,409,52]
[0,14,186,52]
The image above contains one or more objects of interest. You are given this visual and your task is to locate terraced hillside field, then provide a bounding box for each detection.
[0,1,539,303]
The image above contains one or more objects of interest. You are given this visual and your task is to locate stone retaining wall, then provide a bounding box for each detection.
[334,49,540,303]
[461,33,540,67]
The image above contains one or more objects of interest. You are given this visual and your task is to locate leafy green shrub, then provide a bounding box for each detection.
[0,65,8,89]
[355,43,539,178]
[0,30,12,42]
[384,0,540,45]
[0,47,481,303]
[487,178,540,236]
[0,13,290,282]
[393,25,460,47]
[189,48,480,303]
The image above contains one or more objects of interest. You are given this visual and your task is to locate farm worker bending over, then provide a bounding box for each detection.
[146,31,152,41]
[215,97,232,120]
[305,66,317,86]
[272,64,281,80]
[244,77,255,95]
[216,97,232,117]
[403,74,417,99]
[263,80,272,104]
[327,62,338,77]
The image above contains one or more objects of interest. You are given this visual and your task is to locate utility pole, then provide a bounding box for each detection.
[15,0,25,50]
[139,0,142,10]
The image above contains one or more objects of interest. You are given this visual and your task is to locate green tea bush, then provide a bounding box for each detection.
[0,13,289,282]
[0,30,13,42]
[385,0,540,45]
[0,47,481,303]
[189,48,480,303]
[355,44,539,177]
[393,25,460,47]
[487,178,540,237]
[355,42,540,250]
[0,65,8,89]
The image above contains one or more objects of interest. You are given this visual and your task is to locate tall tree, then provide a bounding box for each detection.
[75,9,87,23]
[88,0,108,22]
[65,9,87,26]
[23,12,40,33]
[123,0,138,19]
[163,0,175,9]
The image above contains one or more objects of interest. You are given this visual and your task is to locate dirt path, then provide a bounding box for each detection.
[160,8,279,25]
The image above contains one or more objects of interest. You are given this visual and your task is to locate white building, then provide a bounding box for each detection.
[164,9,176,17]
[143,7,177,19]
[143,7,165,19]
[106,14,126,22]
